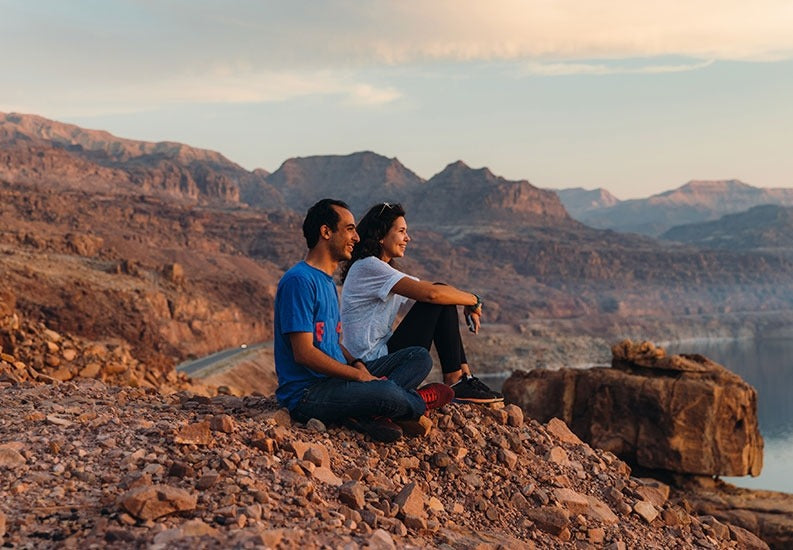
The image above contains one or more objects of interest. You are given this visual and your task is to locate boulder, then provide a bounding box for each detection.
[503,340,763,476]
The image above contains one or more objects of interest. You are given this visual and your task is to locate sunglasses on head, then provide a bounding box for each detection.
[378,202,393,216]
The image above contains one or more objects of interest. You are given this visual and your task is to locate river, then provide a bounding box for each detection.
[665,338,793,493]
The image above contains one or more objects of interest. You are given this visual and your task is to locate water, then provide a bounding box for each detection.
[665,338,793,493]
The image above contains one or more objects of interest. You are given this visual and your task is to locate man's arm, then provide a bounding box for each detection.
[289,332,377,382]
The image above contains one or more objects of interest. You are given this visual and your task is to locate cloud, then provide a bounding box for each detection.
[3,0,793,117]
[522,59,717,77]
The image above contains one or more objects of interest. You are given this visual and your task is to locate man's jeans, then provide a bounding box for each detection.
[290,346,431,424]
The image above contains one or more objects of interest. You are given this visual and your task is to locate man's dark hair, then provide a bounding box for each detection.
[302,198,350,248]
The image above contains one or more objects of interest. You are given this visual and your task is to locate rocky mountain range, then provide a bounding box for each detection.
[0,112,282,206]
[3,112,793,369]
[565,180,793,236]
[661,204,793,253]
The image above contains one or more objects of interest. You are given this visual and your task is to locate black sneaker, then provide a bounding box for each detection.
[451,375,504,404]
[344,417,403,443]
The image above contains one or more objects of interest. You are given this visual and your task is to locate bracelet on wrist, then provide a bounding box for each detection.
[469,293,483,311]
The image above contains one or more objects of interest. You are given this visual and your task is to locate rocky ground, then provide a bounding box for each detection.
[0,308,770,549]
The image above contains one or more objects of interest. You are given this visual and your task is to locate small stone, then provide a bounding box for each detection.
[547,446,569,465]
[210,414,236,433]
[588,527,605,543]
[430,452,452,468]
[524,506,570,536]
[0,447,26,468]
[553,488,589,515]
[306,418,326,432]
[546,418,583,445]
[174,421,213,445]
[498,448,518,469]
[120,484,197,520]
[403,513,427,530]
[304,444,330,468]
[312,466,342,486]
[367,528,396,549]
[633,500,658,523]
[196,473,221,490]
[393,482,426,519]
[46,414,73,427]
[505,404,524,427]
[339,481,366,510]
[78,363,101,378]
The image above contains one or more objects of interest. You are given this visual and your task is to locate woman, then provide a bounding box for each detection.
[341,202,502,403]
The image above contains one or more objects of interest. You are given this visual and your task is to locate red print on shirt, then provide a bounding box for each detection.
[336,321,342,334]
[314,321,325,342]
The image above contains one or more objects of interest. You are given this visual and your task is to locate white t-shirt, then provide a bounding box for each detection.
[341,256,418,361]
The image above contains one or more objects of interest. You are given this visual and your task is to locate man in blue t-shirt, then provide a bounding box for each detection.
[274,198,452,442]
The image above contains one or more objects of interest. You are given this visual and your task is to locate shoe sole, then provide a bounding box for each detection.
[344,419,403,443]
[453,396,505,404]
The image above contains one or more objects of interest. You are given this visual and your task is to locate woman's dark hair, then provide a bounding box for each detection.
[302,198,350,248]
[341,202,406,282]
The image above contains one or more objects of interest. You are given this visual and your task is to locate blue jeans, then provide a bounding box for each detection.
[290,346,431,424]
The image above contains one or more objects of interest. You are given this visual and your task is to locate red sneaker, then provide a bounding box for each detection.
[416,383,454,410]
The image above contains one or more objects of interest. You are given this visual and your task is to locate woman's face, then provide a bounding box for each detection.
[379,216,410,262]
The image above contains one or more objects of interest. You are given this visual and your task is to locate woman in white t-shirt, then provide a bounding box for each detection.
[340,202,502,404]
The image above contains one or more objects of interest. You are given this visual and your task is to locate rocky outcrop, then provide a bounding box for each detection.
[672,476,793,550]
[502,340,763,477]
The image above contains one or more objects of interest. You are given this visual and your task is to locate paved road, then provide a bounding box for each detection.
[176,342,270,377]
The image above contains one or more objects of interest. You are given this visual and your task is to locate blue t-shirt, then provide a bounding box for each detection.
[274,261,346,410]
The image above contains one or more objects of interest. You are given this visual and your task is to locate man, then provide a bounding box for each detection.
[274,198,453,442]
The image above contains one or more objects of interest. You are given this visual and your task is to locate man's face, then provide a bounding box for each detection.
[327,206,359,261]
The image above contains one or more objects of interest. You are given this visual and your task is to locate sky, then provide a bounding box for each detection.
[2,1,793,199]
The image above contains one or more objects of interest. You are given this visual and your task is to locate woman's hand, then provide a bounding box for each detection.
[464,309,481,334]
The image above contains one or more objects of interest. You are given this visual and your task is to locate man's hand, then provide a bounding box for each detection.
[353,362,378,382]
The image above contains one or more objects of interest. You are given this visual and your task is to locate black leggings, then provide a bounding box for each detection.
[387,301,467,375]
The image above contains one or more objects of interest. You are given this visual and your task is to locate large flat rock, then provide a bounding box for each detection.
[503,340,763,476]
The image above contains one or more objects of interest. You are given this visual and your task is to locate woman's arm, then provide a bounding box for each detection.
[391,277,478,306]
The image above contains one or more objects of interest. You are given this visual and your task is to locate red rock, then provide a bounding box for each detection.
[339,481,366,510]
[119,484,197,520]
[504,341,764,476]
[393,482,426,519]
[524,506,570,536]
[174,421,213,445]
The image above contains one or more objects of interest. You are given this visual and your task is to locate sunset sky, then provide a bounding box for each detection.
[2,1,793,198]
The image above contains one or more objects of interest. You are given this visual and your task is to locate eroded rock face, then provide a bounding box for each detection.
[503,340,763,477]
